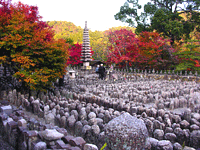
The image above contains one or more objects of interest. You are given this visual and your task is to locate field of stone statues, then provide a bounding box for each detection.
[0,71,200,150]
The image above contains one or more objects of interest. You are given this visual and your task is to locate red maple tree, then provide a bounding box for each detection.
[136,31,175,70]
[66,42,94,66]
[106,29,139,69]
[67,43,83,66]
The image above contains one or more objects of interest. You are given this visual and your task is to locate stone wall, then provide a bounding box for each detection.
[0,90,98,150]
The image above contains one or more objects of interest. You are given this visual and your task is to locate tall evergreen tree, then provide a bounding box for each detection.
[115,0,200,45]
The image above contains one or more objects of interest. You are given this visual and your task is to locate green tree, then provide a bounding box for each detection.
[47,21,83,43]
[115,0,200,45]
[175,32,200,72]
[89,30,108,61]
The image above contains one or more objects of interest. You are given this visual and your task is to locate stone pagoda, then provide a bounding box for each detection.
[81,21,92,70]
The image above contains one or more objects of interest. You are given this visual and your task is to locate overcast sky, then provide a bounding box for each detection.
[11,0,149,31]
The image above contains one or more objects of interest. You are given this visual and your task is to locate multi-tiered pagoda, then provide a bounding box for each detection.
[81,21,92,70]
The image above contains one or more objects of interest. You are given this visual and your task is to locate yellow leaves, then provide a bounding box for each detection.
[40,78,48,83]
[45,50,53,54]
[14,72,21,76]
[11,52,36,69]
[0,41,6,48]
[12,53,29,63]
[106,26,136,33]
[30,63,35,67]
[20,74,25,78]
[15,71,36,86]
[1,32,25,49]
[0,56,7,64]
[24,77,36,84]
[0,1,70,92]
[177,31,200,53]
[35,73,50,84]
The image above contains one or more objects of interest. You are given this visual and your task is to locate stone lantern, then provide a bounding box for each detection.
[68,70,76,79]
[80,21,92,70]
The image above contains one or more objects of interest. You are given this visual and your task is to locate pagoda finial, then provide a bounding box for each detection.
[85,21,87,29]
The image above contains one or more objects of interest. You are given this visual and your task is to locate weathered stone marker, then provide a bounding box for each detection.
[104,112,149,150]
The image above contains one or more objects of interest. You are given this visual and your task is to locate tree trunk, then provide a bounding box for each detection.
[170,35,175,46]
[59,75,64,87]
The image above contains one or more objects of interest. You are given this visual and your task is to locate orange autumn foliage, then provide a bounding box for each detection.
[0,0,69,91]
